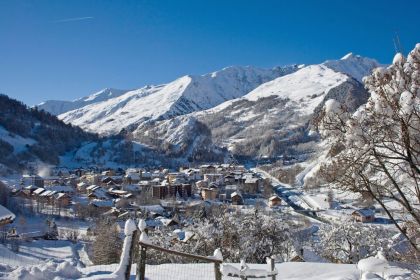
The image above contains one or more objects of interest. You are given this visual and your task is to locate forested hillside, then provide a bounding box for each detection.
[0,94,97,170]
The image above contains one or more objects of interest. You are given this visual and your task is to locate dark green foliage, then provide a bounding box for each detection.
[0,94,98,169]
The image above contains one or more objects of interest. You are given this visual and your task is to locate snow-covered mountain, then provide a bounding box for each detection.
[133,54,379,160]
[57,65,300,135]
[37,88,129,115]
[323,53,382,82]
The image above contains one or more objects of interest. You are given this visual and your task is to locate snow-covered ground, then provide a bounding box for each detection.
[0,260,412,280]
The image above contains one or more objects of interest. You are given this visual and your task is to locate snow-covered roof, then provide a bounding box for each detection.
[33,188,45,195]
[89,188,110,199]
[55,192,70,200]
[231,191,242,198]
[47,185,74,193]
[352,209,375,217]
[40,190,56,197]
[90,199,113,208]
[86,184,99,191]
[269,195,281,201]
[244,177,259,184]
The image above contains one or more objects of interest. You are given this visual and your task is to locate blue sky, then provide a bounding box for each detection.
[0,0,419,106]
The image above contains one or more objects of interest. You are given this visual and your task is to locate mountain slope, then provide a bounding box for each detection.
[0,94,97,171]
[133,55,377,161]
[58,65,300,135]
[37,88,129,115]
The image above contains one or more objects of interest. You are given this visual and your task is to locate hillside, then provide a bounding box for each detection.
[0,94,97,171]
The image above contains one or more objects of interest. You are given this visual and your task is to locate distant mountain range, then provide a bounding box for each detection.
[1,53,381,171]
[38,65,301,135]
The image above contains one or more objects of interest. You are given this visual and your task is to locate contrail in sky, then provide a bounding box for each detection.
[53,16,94,23]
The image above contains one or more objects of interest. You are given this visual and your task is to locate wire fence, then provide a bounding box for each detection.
[140,242,222,280]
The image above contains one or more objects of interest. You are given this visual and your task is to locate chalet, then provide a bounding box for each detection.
[152,170,165,179]
[201,188,218,200]
[167,173,187,185]
[21,175,44,188]
[76,182,88,192]
[200,165,216,175]
[183,169,202,181]
[268,195,282,207]
[33,187,46,196]
[243,177,260,194]
[108,189,129,198]
[44,176,63,186]
[83,174,99,185]
[88,187,111,200]
[224,174,236,184]
[23,185,37,196]
[223,185,238,197]
[101,170,116,177]
[233,165,246,172]
[141,171,152,180]
[196,180,208,189]
[54,193,71,207]
[0,205,15,227]
[204,173,224,185]
[231,192,243,205]
[86,185,100,194]
[352,209,375,223]
[40,190,57,203]
[101,176,120,186]
[90,199,113,210]
[150,178,162,186]
[124,170,141,184]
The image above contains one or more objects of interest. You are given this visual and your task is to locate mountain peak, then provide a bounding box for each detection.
[323,54,381,82]
[341,52,355,60]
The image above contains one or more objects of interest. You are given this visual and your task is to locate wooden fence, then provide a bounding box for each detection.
[136,241,222,280]
[120,219,277,280]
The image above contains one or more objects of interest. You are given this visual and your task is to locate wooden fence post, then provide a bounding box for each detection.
[136,244,147,280]
[124,229,139,280]
[214,262,222,280]
[270,258,276,280]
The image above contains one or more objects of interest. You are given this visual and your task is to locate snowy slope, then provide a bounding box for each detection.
[323,53,381,82]
[37,88,129,115]
[134,55,375,160]
[58,65,299,135]
[242,64,350,113]
[0,126,36,154]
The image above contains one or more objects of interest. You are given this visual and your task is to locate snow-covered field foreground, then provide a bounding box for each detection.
[0,258,413,280]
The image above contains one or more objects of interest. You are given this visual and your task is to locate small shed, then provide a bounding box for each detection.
[352,209,375,223]
[231,192,243,205]
[268,195,282,207]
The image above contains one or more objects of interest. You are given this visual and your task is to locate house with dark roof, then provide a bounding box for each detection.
[352,208,375,223]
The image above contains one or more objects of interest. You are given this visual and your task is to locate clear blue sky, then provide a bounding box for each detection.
[0,0,419,106]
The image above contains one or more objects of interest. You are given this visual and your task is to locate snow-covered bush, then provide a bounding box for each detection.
[314,222,392,264]
[147,209,300,264]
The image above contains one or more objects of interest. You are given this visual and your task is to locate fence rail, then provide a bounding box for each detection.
[137,240,222,280]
